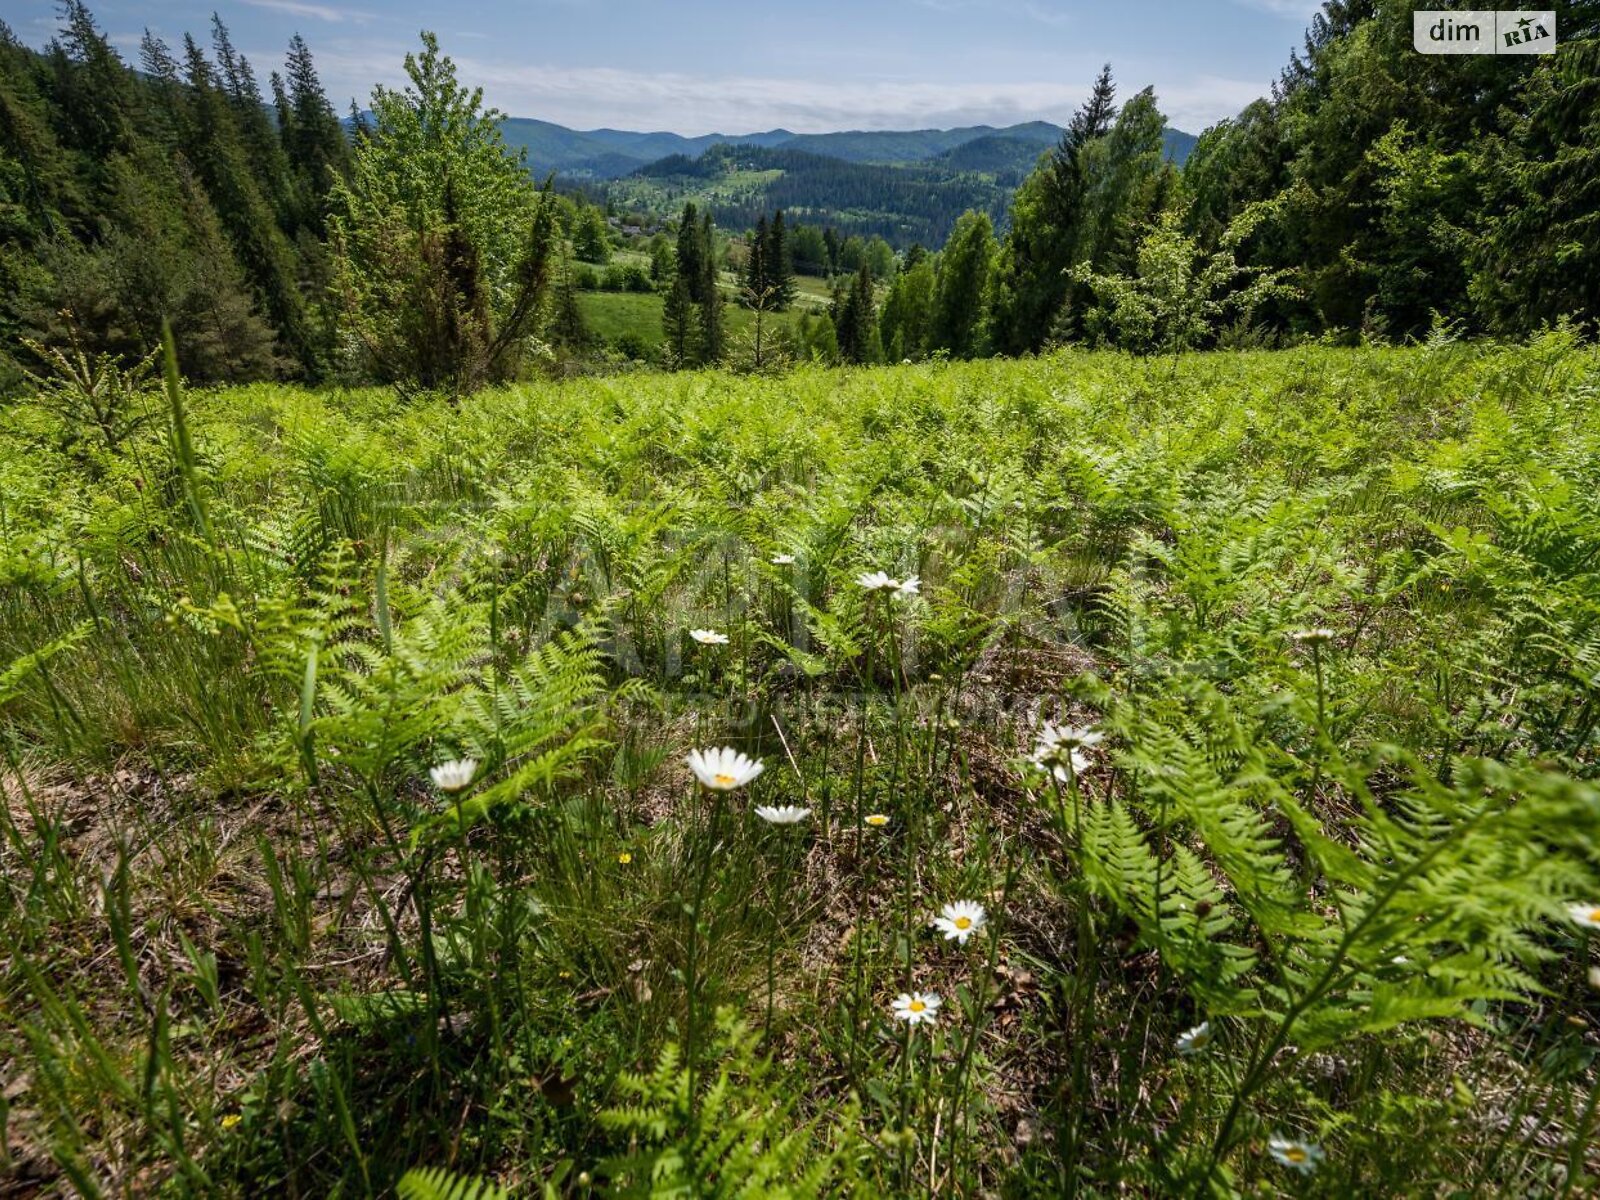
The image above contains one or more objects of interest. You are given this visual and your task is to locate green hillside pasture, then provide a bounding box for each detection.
[577,285,826,355]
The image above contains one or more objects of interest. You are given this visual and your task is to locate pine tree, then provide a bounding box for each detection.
[675,201,705,303]
[991,64,1117,354]
[697,210,724,364]
[179,34,315,374]
[743,214,769,306]
[550,251,591,353]
[211,16,294,229]
[765,209,796,310]
[278,34,349,236]
[661,267,697,367]
[837,264,879,364]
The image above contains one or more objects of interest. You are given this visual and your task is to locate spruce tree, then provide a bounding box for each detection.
[837,264,878,364]
[279,34,350,235]
[550,251,591,353]
[179,34,315,374]
[991,64,1117,354]
[765,209,796,310]
[697,211,724,364]
[744,214,769,306]
[211,16,294,229]
[675,201,705,303]
[661,267,697,367]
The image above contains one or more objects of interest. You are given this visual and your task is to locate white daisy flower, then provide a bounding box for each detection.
[890,992,941,1026]
[1568,903,1600,930]
[1035,722,1105,753]
[1267,1138,1324,1173]
[932,900,988,945]
[1028,747,1090,783]
[1289,628,1336,645]
[770,554,796,565]
[689,629,729,645]
[754,805,811,825]
[686,747,765,791]
[863,813,892,828]
[1175,1021,1213,1056]
[429,758,477,793]
[857,571,898,591]
[894,575,921,598]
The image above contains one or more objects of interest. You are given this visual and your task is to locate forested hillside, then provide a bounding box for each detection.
[501,117,1195,180]
[1,0,1597,391]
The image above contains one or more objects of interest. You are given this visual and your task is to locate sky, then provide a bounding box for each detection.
[0,0,1326,135]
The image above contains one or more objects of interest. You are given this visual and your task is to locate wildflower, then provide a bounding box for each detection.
[864,813,892,828]
[1029,746,1090,783]
[1029,721,1100,780]
[857,570,898,591]
[1176,1021,1213,1055]
[429,758,477,793]
[891,991,941,1026]
[1267,1137,1324,1173]
[220,1113,242,1130]
[1567,903,1600,930]
[690,628,729,645]
[1289,628,1336,645]
[933,900,988,945]
[686,746,765,791]
[771,553,796,565]
[618,852,633,865]
[1036,722,1104,753]
[894,575,921,599]
[754,805,812,825]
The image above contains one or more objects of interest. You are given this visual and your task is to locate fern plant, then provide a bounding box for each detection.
[597,1011,866,1198]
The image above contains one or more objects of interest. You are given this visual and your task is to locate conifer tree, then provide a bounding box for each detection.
[743,214,769,305]
[661,267,697,367]
[765,209,796,310]
[697,210,724,364]
[180,34,315,374]
[991,63,1116,354]
[277,34,349,235]
[836,264,878,364]
[550,250,591,353]
[675,201,705,303]
[210,16,294,229]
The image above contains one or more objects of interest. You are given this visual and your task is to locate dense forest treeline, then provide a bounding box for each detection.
[1,0,1597,393]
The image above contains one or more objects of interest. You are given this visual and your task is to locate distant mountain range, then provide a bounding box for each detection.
[502,118,1198,181]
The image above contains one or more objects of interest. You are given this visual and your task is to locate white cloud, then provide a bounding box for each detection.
[399,58,1268,134]
[240,0,372,24]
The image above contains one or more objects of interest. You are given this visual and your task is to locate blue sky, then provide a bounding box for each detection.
[1,0,1325,134]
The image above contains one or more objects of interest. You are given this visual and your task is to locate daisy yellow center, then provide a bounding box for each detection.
[1588,908,1600,923]
[954,916,972,930]
[1285,1148,1307,1164]
[908,999,926,1013]
[713,772,737,786]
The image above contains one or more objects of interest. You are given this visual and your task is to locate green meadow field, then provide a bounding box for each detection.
[4,339,1600,1196]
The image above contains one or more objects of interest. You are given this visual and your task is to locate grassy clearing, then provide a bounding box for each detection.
[575,287,824,354]
[3,339,1600,1196]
